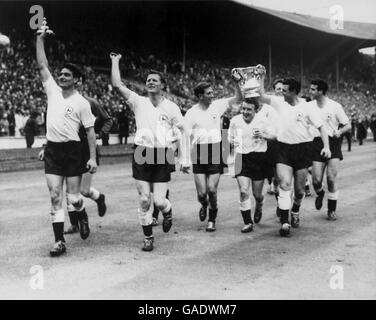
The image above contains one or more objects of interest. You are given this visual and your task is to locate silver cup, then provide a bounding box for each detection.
[231,65,266,98]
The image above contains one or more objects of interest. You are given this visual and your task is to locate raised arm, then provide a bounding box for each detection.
[110,53,133,100]
[258,72,272,105]
[227,80,243,108]
[36,23,52,82]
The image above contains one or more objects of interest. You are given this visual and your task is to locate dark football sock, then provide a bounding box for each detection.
[328,199,337,212]
[142,225,153,237]
[279,209,289,224]
[52,222,65,242]
[241,210,253,224]
[208,208,218,222]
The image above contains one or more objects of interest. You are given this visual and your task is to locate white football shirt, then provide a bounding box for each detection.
[43,76,95,142]
[126,91,184,148]
[229,104,277,154]
[184,98,231,145]
[307,98,349,137]
[270,96,323,144]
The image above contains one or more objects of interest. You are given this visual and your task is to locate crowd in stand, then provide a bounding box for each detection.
[1,38,376,145]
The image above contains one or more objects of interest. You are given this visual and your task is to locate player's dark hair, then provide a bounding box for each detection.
[282,78,301,95]
[311,79,328,95]
[244,97,260,111]
[193,82,211,98]
[148,70,166,84]
[272,78,283,90]
[62,63,85,83]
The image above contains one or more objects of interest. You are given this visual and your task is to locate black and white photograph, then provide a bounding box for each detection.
[0,0,375,304]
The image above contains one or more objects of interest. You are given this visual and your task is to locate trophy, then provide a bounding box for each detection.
[231,64,266,98]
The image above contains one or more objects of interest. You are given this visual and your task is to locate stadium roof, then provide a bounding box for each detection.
[232,0,376,40]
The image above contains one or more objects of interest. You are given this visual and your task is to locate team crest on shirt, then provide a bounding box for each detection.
[65,106,73,116]
[252,128,260,136]
[296,112,304,121]
[326,113,333,120]
[159,114,170,128]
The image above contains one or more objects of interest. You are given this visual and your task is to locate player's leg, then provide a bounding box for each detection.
[153,182,172,233]
[326,158,340,221]
[236,176,253,232]
[205,173,221,232]
[81,172,106,217]
[291,168,308,228]
[135,179,154,251]
[65,187,79,235]
[276,163,293,236]
[252,180,265,224]
[312,161,326,210]
[66,175,89,240]
[46,174,66,256]
[305,167,312,196]
[152,188,170,227]
[194,173,209,222]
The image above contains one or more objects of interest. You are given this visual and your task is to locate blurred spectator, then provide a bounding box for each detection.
[0,114,9,136]
[116,104,129,144]
[35,106,46,136]
[370,112,376,142]
[15,109,28,137]
[339,124,352,152]
[23,110,39,148]
[350,106,358,141]
[356,114,368,145]
[7,107,15,136]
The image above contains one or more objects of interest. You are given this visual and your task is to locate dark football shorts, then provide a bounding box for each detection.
[266,140,278,167]
[275,141,313,171]
[44,141,87,177]
[132,145,174,183]
[311,136,343,162]
[191,142,223,175]
[234,151,274,180]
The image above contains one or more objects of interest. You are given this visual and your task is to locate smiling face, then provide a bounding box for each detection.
[199,86,215,106]
[274,82,284,96]
[309,84,321,100]
[282,84,295,104]
[146,73,163,94]
[57,68,76,89]
[241,101,256,123]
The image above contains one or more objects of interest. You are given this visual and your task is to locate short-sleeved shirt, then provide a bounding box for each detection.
[184,98,231,145]
[43,77,95,142]
[229,104,277,154]
[126,92,184,148]
[270,96,323,144]
[307,98,349,138]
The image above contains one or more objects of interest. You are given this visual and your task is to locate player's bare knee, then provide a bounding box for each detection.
[239,190,249,202]
[67,193,84,211]
[50,187,62,207]
[80,187,91,198]
[312,176,322,188]
[294,192,304,201]
[139,193,151,211]
[253,193,264,203]
[279,182,291,191]
[197,192,207,203]
[327,169,337,183]
[153,197,165,210]
[207,189,217,200]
